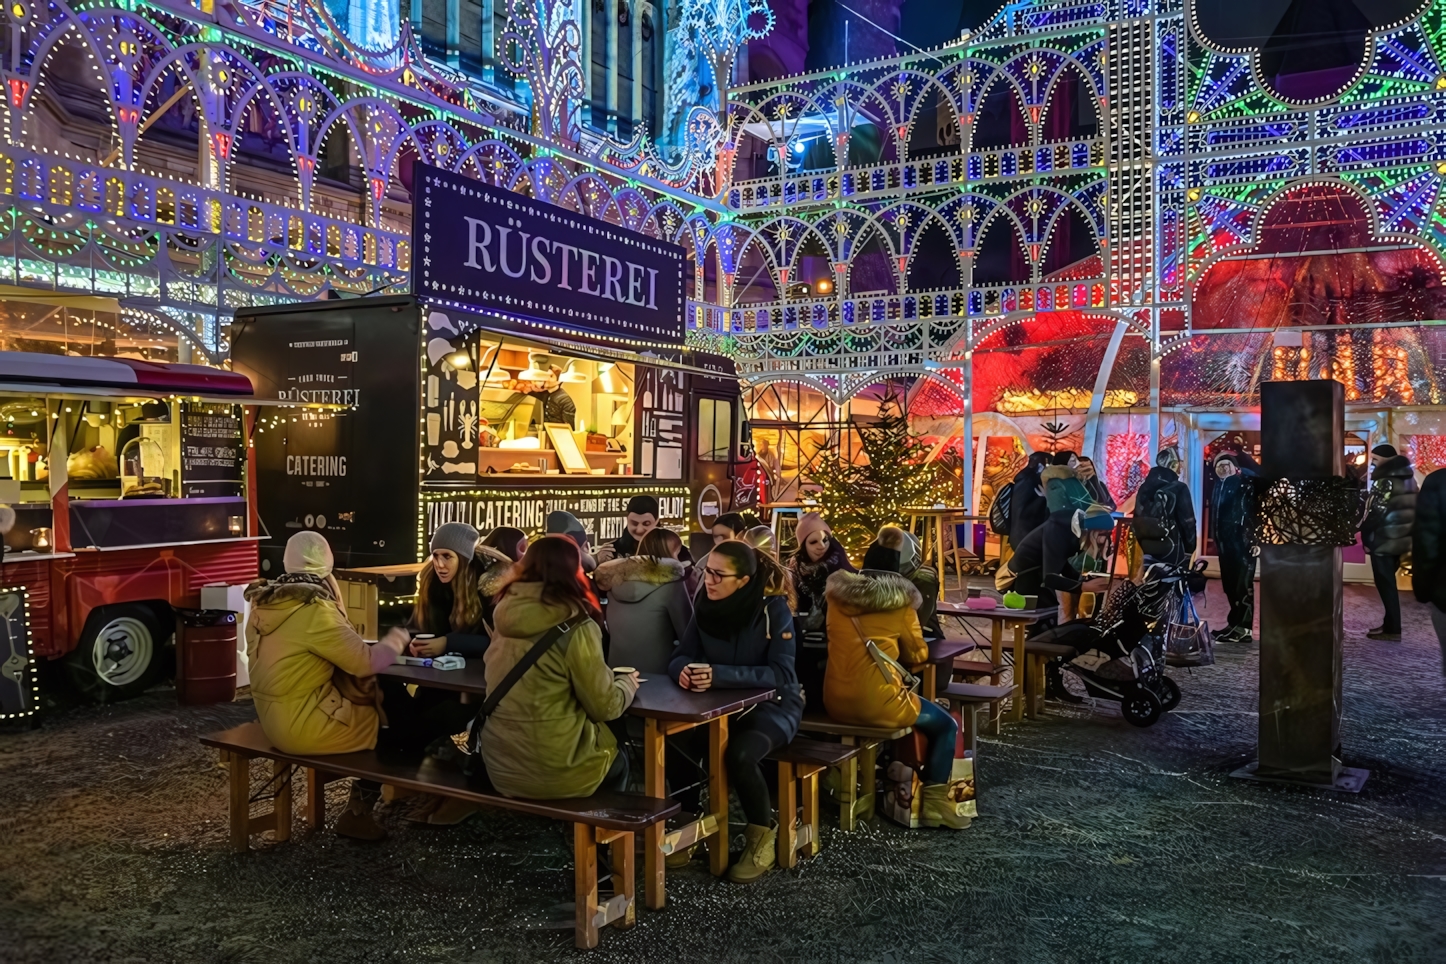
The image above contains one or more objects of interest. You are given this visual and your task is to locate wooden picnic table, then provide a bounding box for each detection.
[910,637,977,701]
[936,601,1058,729]
[904,507,987,595]
[625,676,775,910]
[379,660,487,699]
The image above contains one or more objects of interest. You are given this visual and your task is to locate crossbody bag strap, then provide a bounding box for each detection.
[476,620,572,722]
[851,616,920,694]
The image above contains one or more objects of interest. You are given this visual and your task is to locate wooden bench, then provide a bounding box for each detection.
[201,722,678,949]
[798,713,912,830]
[765,737,861,868]
[941,680,1015,754]
[1023,640,1079,718]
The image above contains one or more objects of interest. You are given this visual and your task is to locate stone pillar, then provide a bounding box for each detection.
[1251,379,1356,788]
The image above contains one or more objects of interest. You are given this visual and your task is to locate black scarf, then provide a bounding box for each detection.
[694,569,767,638]
[612,530,640,557]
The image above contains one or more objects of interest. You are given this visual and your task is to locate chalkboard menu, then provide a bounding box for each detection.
[181,404,243,497]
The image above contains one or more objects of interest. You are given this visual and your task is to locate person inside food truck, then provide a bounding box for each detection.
[595,495,660,563]
[521,360,577,427]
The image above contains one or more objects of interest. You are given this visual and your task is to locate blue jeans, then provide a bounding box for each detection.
[913,699,959,785]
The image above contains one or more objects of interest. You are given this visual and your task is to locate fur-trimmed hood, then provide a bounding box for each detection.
[594,555,685,602]
[824,568,922,616]
[244,579,338,636]
[475,545,516,598]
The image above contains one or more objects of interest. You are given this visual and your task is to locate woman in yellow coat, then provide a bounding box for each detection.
[822,562,967,828]
[245,531,408,839]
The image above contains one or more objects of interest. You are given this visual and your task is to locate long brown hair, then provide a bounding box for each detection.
[712,539,795,609]
[413,553,487,633]
[496,534,603,623]
[638,527,682,559]
[481,525,527,561]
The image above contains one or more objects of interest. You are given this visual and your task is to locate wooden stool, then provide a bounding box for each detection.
[1023,640,1078,718]
[941,680,1014,754]
[766,738,862,868]
[800,713,912,830]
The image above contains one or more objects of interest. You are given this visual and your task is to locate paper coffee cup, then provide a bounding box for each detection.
[612,666,636,675]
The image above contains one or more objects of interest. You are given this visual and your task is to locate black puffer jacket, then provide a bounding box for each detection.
[1133,466,1197,566]
[1363,455,1417,556]
[1009,465,1049,544]
[1209,468,1255,552]
[1413,467,1446,610]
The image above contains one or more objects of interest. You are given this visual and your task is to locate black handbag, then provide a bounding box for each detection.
[462,620,572,784]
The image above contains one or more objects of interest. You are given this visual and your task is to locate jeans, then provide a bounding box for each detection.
[1370,552,1402,633]
[913,699,960,785]
[1217,544,1255,632]
[1432,605,1446,675]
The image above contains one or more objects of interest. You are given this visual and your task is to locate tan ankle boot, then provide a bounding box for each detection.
[334,783,386,841]
[725,823,777,883]
[920,783,972,830]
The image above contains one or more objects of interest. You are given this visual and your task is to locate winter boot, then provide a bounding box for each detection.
[1045,660,1084,704]
[665,842,698,869]
[725,823,778,883]
[425,797,482,826]
[334,782,386,841]
[920,783,972,830]
[1367,626,1402,641]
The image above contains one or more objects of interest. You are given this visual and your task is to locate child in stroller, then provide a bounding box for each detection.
[1029,562,1187,727]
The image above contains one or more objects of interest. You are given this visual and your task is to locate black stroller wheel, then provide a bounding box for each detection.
[1122,688,1162,727]
[1158,676,1181,712]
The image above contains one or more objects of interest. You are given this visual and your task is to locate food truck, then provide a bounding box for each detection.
[0,352,264,718]
[230,165,751,628]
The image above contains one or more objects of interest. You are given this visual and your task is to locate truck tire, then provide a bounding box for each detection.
[66,604,169,703]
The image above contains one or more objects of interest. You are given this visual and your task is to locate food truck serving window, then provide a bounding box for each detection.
[425,325,636,481]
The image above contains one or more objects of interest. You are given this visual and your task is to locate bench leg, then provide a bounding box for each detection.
[801,770,820,858]
[989,622,1004,735]
[304,768,332,830]
[859,742,878,822]
[273,760,292,843]
[777,762,797,869]
[960,702,980,757]
[1010,624,1026,724]
[837,738,858,832]
[227,752,250,853]
[707,717,729,877]
[609,833,636,930]
[642,719,666,911]
[574,822,599,949]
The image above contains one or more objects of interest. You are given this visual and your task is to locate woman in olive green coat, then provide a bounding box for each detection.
[479,536,639,799]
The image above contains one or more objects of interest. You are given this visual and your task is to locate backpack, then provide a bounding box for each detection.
[988,481,1013,535]
[1133,485,1179,558]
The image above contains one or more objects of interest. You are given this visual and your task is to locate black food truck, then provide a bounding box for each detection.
[231,165,752,631]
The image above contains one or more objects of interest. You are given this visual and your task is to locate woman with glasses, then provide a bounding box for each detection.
[786,512,854,709]
[667,541,802,883]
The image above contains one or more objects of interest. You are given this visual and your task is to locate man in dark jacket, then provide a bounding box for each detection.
[1209,452,1256,643]
[1412,467,1446,672]
[1363,445,1417,641]
[1133,447,1197,568]
[1009,451,1051,547]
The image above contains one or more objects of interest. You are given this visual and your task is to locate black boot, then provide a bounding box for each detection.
[1045,660,1084,704]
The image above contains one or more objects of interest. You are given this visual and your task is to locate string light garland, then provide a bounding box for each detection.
[0,590,37,722]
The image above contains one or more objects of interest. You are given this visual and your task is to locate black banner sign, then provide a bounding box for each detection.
[421,487,690,548]
[180,405,243,497]
[412,163,686,347]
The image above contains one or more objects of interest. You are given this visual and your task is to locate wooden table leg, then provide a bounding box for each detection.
[574,822,599,949]
[642,718,666,910]
[837,736,858,831]
[707,716,730,876]
[304,768,329,829]
[273,760,292,843]
[921,663,937,702]
[801,770,821,856]
[777,762,797,869]
[859,742,878,821]
[1010,622,1026,723]
[609,832,636,929]
[934,516,947,598]
[228,752,250,853]
[989,621,1004,735]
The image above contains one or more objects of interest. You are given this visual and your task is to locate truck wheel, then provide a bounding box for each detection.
[66,604,168,702]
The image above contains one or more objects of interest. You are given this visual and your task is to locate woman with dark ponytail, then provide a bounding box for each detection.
[666,541,802,884]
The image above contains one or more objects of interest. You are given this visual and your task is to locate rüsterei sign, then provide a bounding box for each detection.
[412,163,686,346]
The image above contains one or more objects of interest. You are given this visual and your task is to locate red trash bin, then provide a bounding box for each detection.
[175,609,238,705]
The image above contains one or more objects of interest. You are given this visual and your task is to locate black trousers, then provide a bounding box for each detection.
[1371,552,1402,633]
[377,677,476,754]
[665,712,782,828]
[1217,544,1255,632]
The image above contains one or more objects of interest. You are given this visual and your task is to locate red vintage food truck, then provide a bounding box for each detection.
[0,352,301,718]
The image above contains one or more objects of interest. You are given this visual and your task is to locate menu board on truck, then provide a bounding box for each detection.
[179,404,243,497]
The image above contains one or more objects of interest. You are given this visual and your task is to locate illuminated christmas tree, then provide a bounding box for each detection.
[813,392,949,553]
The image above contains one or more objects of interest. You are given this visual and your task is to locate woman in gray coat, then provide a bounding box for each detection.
[594,527,693,673]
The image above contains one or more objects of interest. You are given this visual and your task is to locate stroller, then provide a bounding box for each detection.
[1043,563,1192,727]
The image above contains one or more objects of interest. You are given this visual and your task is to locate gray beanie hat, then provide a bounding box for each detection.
[546,510,589,547]
[430,522,479,562]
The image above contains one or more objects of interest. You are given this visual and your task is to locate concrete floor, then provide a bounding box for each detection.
[3,583,1445,963]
